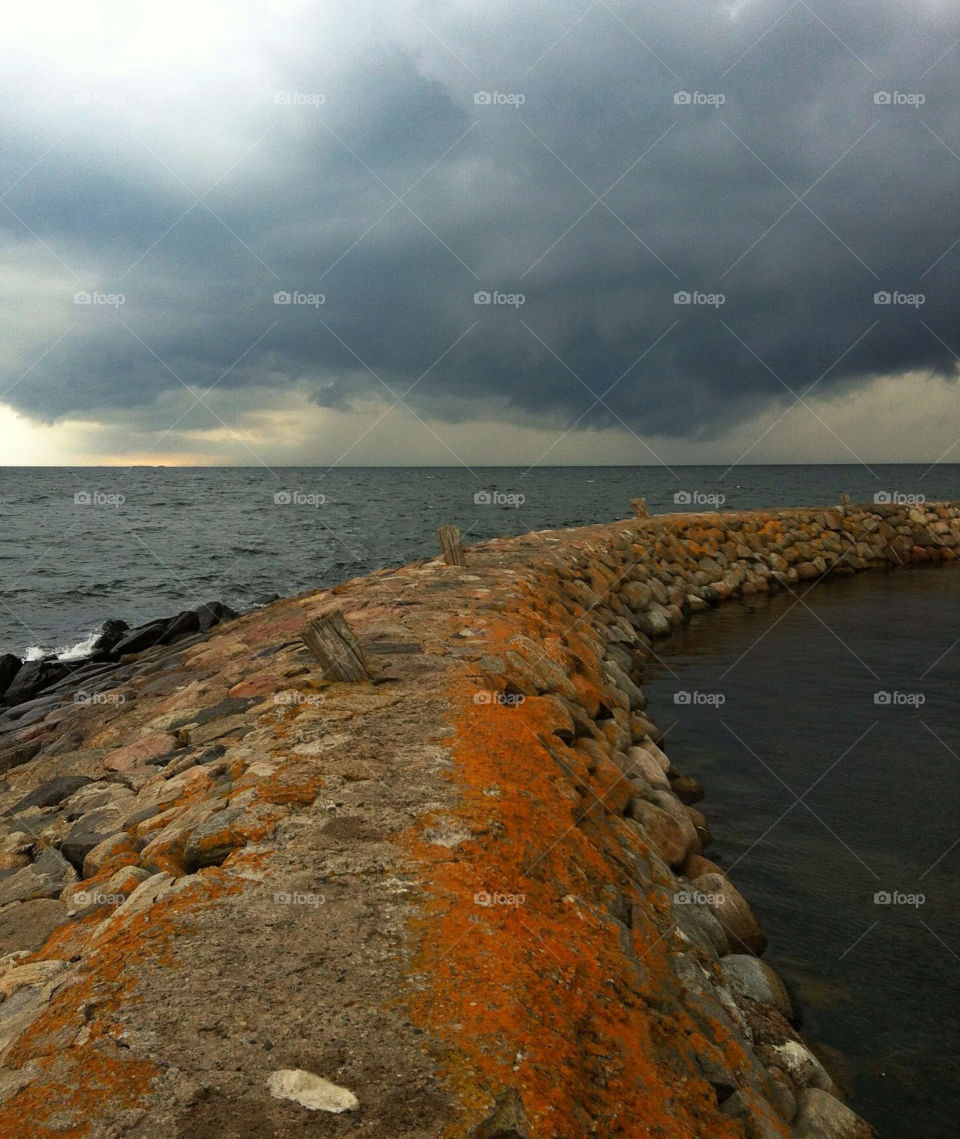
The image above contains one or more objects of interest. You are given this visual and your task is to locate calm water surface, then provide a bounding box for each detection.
[642,568,960,1138]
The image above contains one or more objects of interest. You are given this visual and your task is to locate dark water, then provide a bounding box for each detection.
[642,568,960,1139]
[2,463,959,657]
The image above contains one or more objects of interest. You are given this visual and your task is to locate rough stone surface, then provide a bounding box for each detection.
[721,955,795,1021]
[792,1087,876,1138]
[0,849,77,906]
[0,500,936,1136]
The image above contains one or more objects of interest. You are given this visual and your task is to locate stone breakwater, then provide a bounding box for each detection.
[0,500,955,1137]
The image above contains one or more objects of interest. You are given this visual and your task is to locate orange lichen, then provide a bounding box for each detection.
[399,580,781,1137]
[0,873,239,1136]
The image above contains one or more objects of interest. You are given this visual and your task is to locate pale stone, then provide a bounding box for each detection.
[266,1069,359,1113]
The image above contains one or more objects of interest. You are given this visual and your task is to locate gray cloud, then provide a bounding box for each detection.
[1,0,958,456]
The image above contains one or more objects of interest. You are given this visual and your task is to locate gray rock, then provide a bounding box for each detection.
[720,955,794,1021]
[0,657,22,700]
[671,893,729,957]
[3,776,93,817]
[161,610,201,644]
[792,1087,874,1138]
[601,660,646,711]
[765,1040,836,1095]
[1,660,71,707]
[91,619,130,654]
[61,782,134,821]
[112,621,168,656]
[194,601,237,632]
[0,740,42,777]
[0,849,77,906]
[61,805,130,872]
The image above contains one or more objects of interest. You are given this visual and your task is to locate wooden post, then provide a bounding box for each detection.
[437,525,465,566]
[630,497,649,519]
[840,493,851,507]
[300,610,372,682]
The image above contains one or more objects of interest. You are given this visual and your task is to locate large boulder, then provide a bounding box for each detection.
[763,1040,836,1095]
[692,870,768,955]
[0,739,43,776]
[194,601,237,632]
[792,1088,875,1138]
[0,655,22,698]
[60,805,132,872]
[719,954,794,1020]
[91,619,130,656]
[0,848,77,905]
[2,660,70,707]
[626,799,691,868]
[3,776,93,817]
[161,610,201,644]
[103,732,179,773]
[112,621,169,656]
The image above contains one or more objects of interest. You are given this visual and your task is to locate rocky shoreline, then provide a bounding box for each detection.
[0,500,955,1136]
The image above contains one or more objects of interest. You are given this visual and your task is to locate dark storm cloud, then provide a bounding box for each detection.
[1,0,958,444]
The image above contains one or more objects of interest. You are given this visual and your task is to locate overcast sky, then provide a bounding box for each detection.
[0,0,958,468]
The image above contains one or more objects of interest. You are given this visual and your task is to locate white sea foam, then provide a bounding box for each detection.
[23,630,100,662]
[57,631,101,661]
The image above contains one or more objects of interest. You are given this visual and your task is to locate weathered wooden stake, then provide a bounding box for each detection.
[630,497,650,519]
[840,493,851,506]
[300,610,372,682]
[437,525,465,566]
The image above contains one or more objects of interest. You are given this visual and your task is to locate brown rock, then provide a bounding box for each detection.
[626,799,690,868]
[683,856,719,879]
[103,732,178,772]
[0,898,69,955]
[669,774,704,804]
[692,871,767,954]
